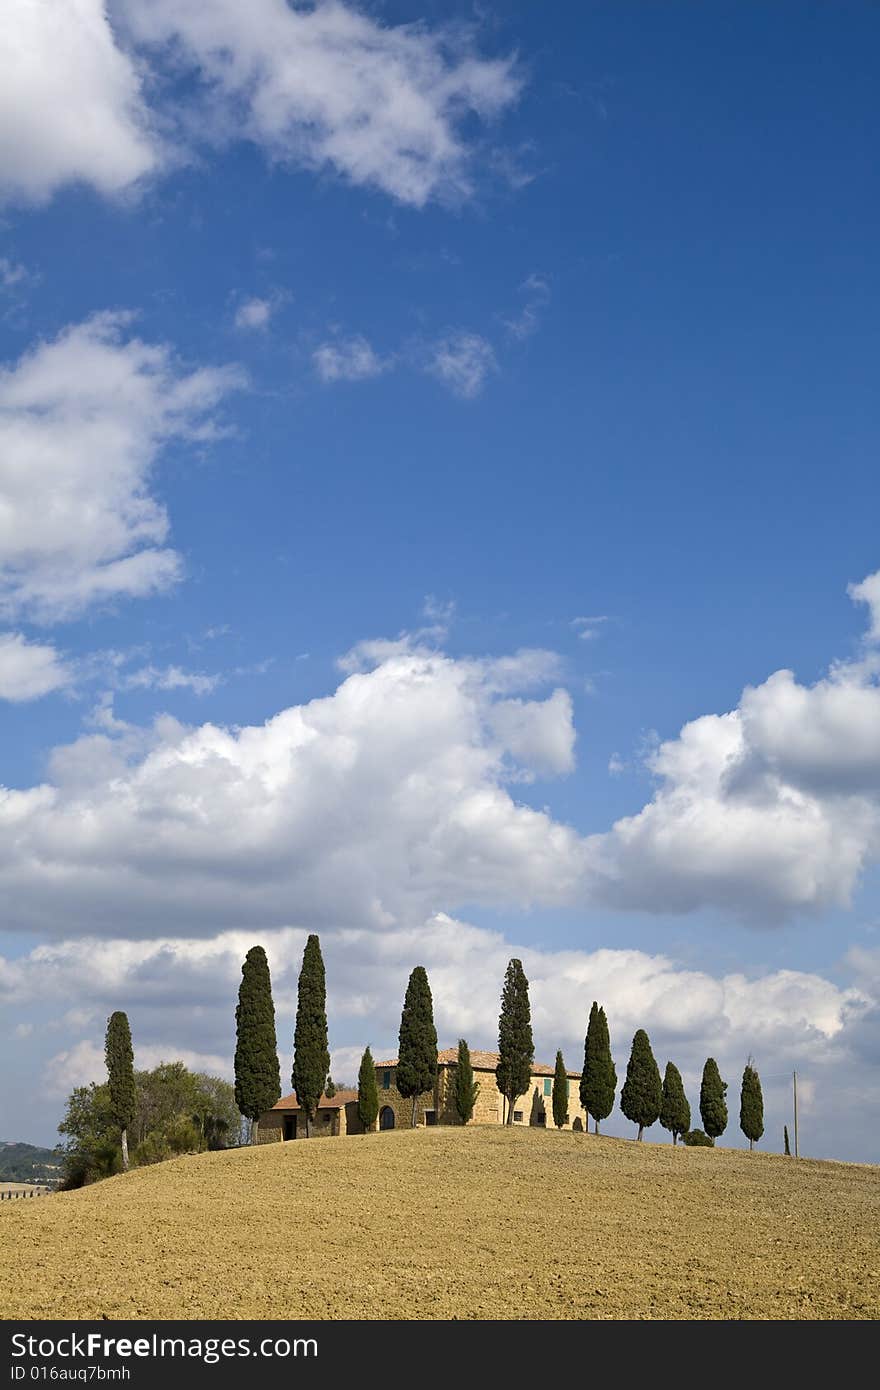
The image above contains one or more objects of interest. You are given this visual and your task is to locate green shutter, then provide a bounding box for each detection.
[543,1078,552,1097]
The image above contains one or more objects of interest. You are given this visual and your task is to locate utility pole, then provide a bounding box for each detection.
[793,1070,799,1159]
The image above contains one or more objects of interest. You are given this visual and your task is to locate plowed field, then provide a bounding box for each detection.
[2,1127,877,1320]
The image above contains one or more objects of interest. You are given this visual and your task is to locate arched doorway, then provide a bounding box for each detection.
[379,1106,395,1131]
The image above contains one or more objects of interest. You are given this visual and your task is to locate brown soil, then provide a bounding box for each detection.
[2,1127,877,1320]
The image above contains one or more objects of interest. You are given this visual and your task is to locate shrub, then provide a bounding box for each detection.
[681,1128,714,1147]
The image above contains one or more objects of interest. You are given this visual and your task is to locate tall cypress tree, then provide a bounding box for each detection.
[580,1001,617,1134]
[496,958,534,1124]
[659,1061,690,1144]
[453,1038,480,1125]
[784,1124,791,1157]
[357,1047,379,1133]
[700,1057,728,1142]
[105,1011,136,1172]
[234,945,281,1144]
[620,1029,663,1141]
[291,934,330,1138]
[552,1050,569,1129]
[396,966,438,1127]
[740,1062,764,1151]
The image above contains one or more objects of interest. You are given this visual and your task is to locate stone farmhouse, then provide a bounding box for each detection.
[258,1047,587,1139]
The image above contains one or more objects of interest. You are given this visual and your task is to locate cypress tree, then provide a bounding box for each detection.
[453,1038,480,1125]
[325,1075,336,1098]
[580,1001,617,1134]
[496,958,534,1124]
[291,934,330,1138]
[659,1061,690,1144]
[699,1057,728,1142]
[105,1011,136,1172]
[620,1029,663,1141]
[740,1062,764,1151]
[234,945,281,1144]
[784,1124,791,1156]
[552,1050,569,1129]
[396,966,438,1127]
[357,1047,379,1133]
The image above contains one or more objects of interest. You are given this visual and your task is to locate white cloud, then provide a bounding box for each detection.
[571,615,608,641]
[313,336,387,383]
[2,571,880,937]
[0,641,582,937]
[123,664,222,696]
[849,570,880,644]
[43,1037,228,1098]
[503,271,551,341]
[0,0,159,205]
[588,573,880,919]
[0,313,243,623]
[425,331,496,399]
[0,258,29,290]
[119,0,521,207]
[233,297,273,332]
[0,632,70,701]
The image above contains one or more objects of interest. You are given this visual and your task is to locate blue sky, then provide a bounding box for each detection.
[1,2,879,1160]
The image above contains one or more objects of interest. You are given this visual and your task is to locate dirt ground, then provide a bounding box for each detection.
[2,1127,877,1320]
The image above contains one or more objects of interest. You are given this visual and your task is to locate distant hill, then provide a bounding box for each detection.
[0,1141,62,1184]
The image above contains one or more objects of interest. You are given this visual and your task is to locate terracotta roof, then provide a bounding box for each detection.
[375,1049,581,1080]
[271,1089,358,1111]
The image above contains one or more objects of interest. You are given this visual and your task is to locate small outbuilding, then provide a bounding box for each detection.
[258,1088,362,1142]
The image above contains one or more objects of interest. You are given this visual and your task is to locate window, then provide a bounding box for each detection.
[323,1112,331,1122]
[382,1070,391,1090]
[513,1111,524,1123]
[543,1078,552,1097]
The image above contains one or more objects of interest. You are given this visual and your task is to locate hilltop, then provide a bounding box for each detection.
[0,1141,61,1185]
[1,1127,877,1320]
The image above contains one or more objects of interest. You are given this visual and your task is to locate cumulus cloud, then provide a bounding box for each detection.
[313,336,387,383]
[2,571,880,938]
[425,331,496,398]
[0,0,159,205]
[118,0,521,207]
[0,641,581,937]
[0,313,243,623]
[590,577,880,919]
[0,632,70,701]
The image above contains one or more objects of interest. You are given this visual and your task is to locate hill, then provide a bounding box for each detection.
[1,1127,877,1320]
[0,1141,61,1185]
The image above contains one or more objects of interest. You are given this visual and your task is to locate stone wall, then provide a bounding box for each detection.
[437,1067,587,1131]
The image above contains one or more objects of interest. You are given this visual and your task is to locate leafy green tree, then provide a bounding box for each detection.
[453,1039,480,1124]
[496,958,534,1124]
[739,1062,764,1151]
[659,1061,691,1144]
[620,1029,662,1141]
[105,1011,136,1171]
[357,1047,379,1133]
[700,1057,728,1142]
[57,1064,240,1188]
[784,1124,791,1157]
[58,1082,120,1188]
[234,945,281,1143]
[580,1002,617,1134]
[396,966,438,1127]
[325,1076,337,1098]
[552,1050,569,1129]
[291,934,330,1138]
